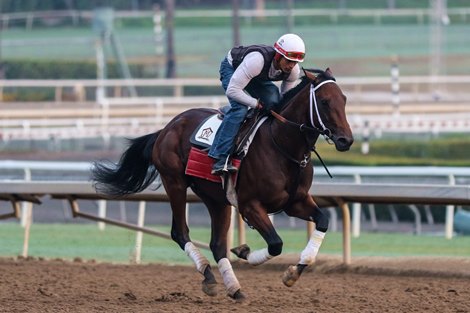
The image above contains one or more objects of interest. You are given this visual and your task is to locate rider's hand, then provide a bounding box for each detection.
[256,99,269,114]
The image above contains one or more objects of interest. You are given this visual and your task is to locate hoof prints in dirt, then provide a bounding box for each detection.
[2,256,470,313]
[156,292,193,302]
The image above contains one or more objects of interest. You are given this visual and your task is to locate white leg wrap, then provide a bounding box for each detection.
[217,258,241,296]
[247,248,273,266]
[184,242,210,274]
[299,230,326,265]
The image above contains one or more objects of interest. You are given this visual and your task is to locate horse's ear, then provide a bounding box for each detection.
[325,67,333,76]
[302,67,317,81]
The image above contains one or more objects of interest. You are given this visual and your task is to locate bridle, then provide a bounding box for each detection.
[309,80,337,141]
[271,78,337,142]
[269,76,338,177]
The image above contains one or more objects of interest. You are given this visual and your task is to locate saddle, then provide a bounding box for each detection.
[189,106,266,155]
[186,106,269,183]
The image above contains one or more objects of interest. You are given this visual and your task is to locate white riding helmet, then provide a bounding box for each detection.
[274,33,306,63]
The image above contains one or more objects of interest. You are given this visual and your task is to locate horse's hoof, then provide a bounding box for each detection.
[282,265,300,287]
[230,244,250,260]
[230,289,246,302]
[202,282,217,297]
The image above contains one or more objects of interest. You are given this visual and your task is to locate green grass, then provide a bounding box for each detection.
[1,223,469,264]
[314,135,470,166]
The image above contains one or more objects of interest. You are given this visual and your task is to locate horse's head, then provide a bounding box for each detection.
[303,68,354,152]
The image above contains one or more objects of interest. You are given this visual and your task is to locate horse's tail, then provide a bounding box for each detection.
[91,131,161,196]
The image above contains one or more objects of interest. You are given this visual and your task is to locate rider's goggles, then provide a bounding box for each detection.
[284,51,305,61]
[274,43,305,62]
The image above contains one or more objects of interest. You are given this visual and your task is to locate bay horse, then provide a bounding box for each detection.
[91,68,353,300]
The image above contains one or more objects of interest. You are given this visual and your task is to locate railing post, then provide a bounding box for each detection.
[21,168,32,227]
[155,99,163,128]
[74,83,86,102]
[100,98,109,131]
[55,86,63,102]
[338,199,351,265]
[361,120,370,155]
[97,200,107,231]
[174,84,183,97]
[352,174,361,238]
[445,174,455,239]
[132,201,146,264]
[22,203,33,258]
[327,207,338,232]
[21,167,33,258]
[391,55,400,117]
[408,204,422,235]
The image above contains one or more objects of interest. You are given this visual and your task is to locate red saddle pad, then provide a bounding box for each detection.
[185,147,240,183]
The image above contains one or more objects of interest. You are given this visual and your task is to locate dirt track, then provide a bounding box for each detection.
[1,255,470,313]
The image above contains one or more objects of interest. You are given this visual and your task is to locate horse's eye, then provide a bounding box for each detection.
[321,99,330,107]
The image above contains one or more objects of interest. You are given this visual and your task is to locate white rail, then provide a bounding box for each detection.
[2,160,468,240]
[1,76,470,140]
[1,179,469,265]
[2,76,470,102]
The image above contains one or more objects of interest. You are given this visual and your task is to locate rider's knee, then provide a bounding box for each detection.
[268,239,283,256]
[311,208,329,233]
[262,93,281,111]
[227,103,248,119]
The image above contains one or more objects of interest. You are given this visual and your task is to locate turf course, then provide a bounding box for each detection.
[1,223,469,264]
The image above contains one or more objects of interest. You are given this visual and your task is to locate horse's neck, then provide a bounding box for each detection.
[280,92,309,125]
[271,89,318,157]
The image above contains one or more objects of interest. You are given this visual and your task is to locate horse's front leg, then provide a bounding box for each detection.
[232,200,283,266]
[282,196,329,287]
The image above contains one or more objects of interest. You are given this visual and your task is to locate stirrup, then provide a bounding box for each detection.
[211,164,237,176]
[211,158,237,175]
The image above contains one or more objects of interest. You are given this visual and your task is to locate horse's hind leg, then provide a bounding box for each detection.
[202,197,245,300]
[160,175,218,297]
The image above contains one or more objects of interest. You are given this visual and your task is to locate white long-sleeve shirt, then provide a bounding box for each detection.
[226,51,301,108]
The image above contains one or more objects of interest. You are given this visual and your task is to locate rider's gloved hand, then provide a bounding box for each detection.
[256,99,270,115]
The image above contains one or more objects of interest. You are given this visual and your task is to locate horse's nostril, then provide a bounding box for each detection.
[336,136,354,150]
[338,137,351,145]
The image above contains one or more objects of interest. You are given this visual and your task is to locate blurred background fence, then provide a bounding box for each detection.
[1,1,470,240]
[1,1,470,79]
[0,1,469,161]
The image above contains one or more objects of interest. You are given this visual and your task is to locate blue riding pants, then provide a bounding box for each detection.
[208,57,281,160]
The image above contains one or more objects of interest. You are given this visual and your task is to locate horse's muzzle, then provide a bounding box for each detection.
[334,136,354,152]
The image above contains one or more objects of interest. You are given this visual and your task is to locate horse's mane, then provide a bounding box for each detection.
[279,68,335,109]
